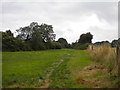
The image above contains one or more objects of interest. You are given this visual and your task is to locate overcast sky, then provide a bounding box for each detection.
[1,0,118,43]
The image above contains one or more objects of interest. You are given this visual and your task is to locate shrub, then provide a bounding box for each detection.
[51,42,62,49]
[74,43,90,50]
[87,44,117,75]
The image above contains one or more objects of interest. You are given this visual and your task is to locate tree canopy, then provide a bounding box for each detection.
[78,32,93,44]
[16,22,56,50]
[58,38,69,48]
[2,22,102,51]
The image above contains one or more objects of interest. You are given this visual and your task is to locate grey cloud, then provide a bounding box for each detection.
[87,26,118,43]
[58,2,117,23]
[118,1,120,38]
[2,2,117,22]
[1,2,118,43]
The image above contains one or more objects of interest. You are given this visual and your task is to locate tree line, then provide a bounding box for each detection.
[2,22,69,51]
[2,22,94,51]
[94,39,120,47]
[2,22,119,52]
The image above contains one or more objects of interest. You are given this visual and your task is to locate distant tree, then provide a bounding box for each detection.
[2,32,26,51]
[40,24,56,49]
[16,22,38,41]
[68,44,71,48]
[73,43,90,50]
[30,30,46,50]
[51,41,62,49]
[16,22,56,50]
[78,32,93,44]
[6,30,13,37]
[58,38,68,48]
[94,41,110,46]
[111,39,119,47]
[71,42,78,48]
[72,32,93,50]
[2,32,15,51]
[40,24,56,43]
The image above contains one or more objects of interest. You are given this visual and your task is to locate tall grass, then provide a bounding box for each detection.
[87,44,117,75]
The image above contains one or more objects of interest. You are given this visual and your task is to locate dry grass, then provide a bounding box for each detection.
[75,62,112,88]
[87,44,118,75]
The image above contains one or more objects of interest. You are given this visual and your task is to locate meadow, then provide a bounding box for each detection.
[2,49,118,88]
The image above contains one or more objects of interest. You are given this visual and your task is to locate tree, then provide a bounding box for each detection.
[16,22,38,41]
[58,38,68,48]
[78,32,93,44]
[40,24,56,49]
[30,30,46,50]
[94,41,110,46]
[72,32,93,50]
[2,32,27,51]
[16,22,56,50]
[111,39,119,47]
[40,24,56,43]
[6,30,13,37]
[51,41,62,49]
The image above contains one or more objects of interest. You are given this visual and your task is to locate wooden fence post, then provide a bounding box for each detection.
[116,46,120,75]
[116,46,120,88]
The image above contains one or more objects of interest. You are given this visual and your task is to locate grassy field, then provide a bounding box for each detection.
[49,50,92,88]
[3,49,69,88]
[2,49,115,88]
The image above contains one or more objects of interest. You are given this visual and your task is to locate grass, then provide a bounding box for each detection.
[67,50,93,88]
[67,50,92,72]
[3,49,115,88]
[49,50,92,88]
[3,49,92,88]
[87,44,117,74]
[2,49,68,88]
[87,44,119,87]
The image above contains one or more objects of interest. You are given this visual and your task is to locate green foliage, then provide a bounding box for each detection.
[58,38,69,48]
[16,22,56,51]
[73,43,90,50]
[16,22,55,43]
[30,30,46,50]
[111,38,120,47]
[2,23,93,51]
[2,32,27,51]
[78,32,93,44]
[2,22,59,51]
[93,41,110,46]
[6,30,13,37]
[71,32,93,50]
[40,24,56,43]
[51,42,62,49]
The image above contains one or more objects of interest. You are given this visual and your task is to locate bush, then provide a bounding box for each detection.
[2,32,32,51]
[87,44,117,75]
[73,43,90,50]
[51,42,62,49]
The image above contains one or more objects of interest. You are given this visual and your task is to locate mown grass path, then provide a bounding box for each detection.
[39,59,66,88]
[48,50,93,88]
